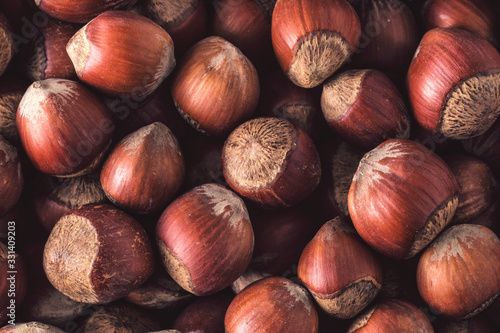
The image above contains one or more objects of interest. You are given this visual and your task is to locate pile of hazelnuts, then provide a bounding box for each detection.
[1,0,500,332]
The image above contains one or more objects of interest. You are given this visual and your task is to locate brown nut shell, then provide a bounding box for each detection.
[43,204,155,304]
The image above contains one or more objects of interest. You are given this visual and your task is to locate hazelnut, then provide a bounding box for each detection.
[407,28,500,139]
[0,75,29,146]
[321,69,411,150]
[417,224,500,318]
[347,299,434,333]
[66,10,175,99]
[100,122,185,214]
[348,138,459,259]
[16,79,114,177]
[222,117,321,209]
[156,183,254,296]
[224,276,319,333]
[171,36,260,137]
[298,217,383,318]
[34,0,139,23]
[43,204,155,304]
[271,0,361,88]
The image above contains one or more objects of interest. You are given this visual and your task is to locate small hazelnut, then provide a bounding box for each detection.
[271,0,361,88]
[222,117,321,209]
[347,299,434,333]
[298,217,383,319]
[16,79,114,177]
[43,204,155,304]
[224,276,319,333]
[66,10,175,99]
[171,36,260,137]
[100,122,185,214]
[156,183,254,296]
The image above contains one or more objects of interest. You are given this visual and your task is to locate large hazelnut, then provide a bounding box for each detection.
[298,217,383,319]
[417,224,500,318]
[100,122,185,214]
[321,69,411,150]
[34,0,138,23]
[347,298,434,333]
[171,36,259,137]
[43,204,155,304]
[156,183,254,296]
[222,117,321,209]
[271,0,361,88]
[66,10,175,99]
[16,79,114,177]
[224,276,319,333]
[407,28,500,140]
[0,136,23,217]
[348,138,459,259]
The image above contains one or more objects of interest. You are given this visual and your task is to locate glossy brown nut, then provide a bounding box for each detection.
[16,79,114,177]
[224,276,319,333]
[212,0,275,69]
[66,10,175,99]
[417,224,500,319]
[34,0,138,23]
[352,0,419,76]
[43,204,155,304]
[24,17,80,81]
[347,299,434,333]
[100,122,185,214]
[407,28,500,140]
[222,117,321,209]
[298,217,383,319]
[171,36,259,138]
[32,172,107,232]
[423,0,497,45]
[321,69,411,150]
[0,136,23,217]
[443,154,498,224]
[156,183,254,296]
[271,0,361,88]
[139,0,208,56]
[80,302,161,333]
[348,138,459,259]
